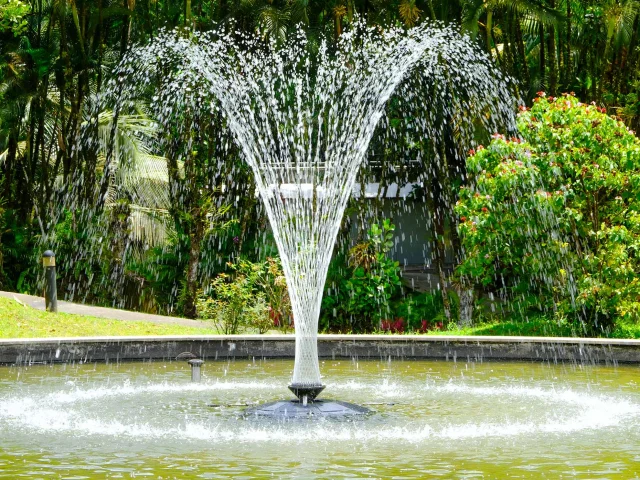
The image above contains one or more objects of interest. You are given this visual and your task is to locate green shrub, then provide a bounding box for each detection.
[0,206,37,292]
[197,257,289,333]
[395,291,458,331]
[197,272,271,333]
[456,93,640,332]
[229,257,292,331]
[321,219,402,332]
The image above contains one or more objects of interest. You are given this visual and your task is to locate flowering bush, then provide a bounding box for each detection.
[456,94,640,332]
[380,318,444,334]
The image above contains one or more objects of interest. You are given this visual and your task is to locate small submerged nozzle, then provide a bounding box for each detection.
[188,359,204,382]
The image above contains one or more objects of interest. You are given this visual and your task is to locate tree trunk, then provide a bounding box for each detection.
[514,12,530,90]
[486,9,493,52]
[120,0,130,55]
[539,23,545,86]
[97,0,104,91]
[3,132,17,204]
[427,0,436,21]
[217,0,227,21]
[236,179,256,253]
[619,14,639,95]
[183,214,204,318]
[185,0,191,26]
[97,106,120,211]
[456,284,474,327]
[433,201,451,323]
[565,0,571,87]
[108,199,132,308]
[503,14,514,75]
[433,140,452,323]
[547,0,557,95]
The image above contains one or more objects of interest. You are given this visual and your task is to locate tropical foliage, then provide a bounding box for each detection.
[322,220,403,332]
[0,0,638,337]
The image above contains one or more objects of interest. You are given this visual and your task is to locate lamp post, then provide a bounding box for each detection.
[42,250,57,313]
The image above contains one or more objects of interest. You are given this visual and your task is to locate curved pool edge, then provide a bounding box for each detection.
[1,334,640,365]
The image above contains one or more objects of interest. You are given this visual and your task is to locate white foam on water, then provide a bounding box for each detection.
[333,379,406,398]
[38,380,276,404]
[1,382,637,444]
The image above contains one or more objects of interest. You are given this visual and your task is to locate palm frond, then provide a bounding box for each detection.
[461,0,486,37]
[494,0,565,26]
[127,204,174,247]
[258,5,291,43]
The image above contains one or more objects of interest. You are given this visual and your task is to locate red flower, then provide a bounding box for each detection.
[393,318,405,333]
[460,216,467,222]
[382,318,405,333]
[482,207,488,212]
[536,91,546,97]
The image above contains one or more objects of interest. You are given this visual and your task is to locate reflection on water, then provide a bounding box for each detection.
[1,359,639,478]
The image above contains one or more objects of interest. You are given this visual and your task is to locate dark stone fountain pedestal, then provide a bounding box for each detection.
[245,399,370,418]
[288,383,325,401]
[245,382,369,418]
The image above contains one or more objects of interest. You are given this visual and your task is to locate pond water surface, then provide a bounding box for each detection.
[0,358,639,478]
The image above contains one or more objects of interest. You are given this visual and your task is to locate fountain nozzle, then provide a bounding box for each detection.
[288,384,325,403]
[188,359,204,382]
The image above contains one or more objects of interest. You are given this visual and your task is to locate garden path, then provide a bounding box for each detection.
[0,291,209,328]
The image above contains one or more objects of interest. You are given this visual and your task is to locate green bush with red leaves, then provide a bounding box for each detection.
[456,94,640,333]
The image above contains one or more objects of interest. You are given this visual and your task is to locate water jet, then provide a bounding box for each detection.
[108,21,516,413]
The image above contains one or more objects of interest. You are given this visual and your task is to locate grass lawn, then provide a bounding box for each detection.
[2,295,639,339]
[426,316,640,339]
[0,297,218,338]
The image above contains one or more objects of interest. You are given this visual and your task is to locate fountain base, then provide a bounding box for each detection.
[245,399,370,418]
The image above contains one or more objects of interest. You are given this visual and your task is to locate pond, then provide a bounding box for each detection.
[0,358,639,478]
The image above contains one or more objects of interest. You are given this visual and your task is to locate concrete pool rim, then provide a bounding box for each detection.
[1,334,640,365]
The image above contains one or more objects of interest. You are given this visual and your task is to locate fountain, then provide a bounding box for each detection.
[0,21,638,476]
[106,21,516,414]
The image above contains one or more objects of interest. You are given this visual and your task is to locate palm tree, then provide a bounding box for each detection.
[399,0,423,27]
[461,0,563,97]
